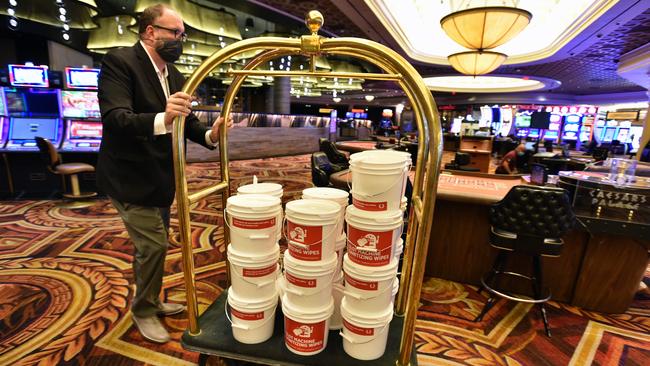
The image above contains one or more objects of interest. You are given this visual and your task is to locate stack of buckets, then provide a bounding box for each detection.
[224,181,284,344]
[280,197,342,355]
[341,150,410,360]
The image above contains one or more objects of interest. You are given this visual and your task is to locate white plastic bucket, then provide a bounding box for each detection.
[303,187,349,233]
[391,276,399,306]
[285,199,340,261]
[227,287,278,344]
[345,205,403,266]
[340,297,393,360]
[282,294,334,356]
[394,238,403,263]
[228,244,279,299]
[334,232,346,278]
[238,182,283,199]
[350,150,410,212]
[343,254,398,313]
[400,196,407,212]
[226,194,281,253]
[282,250,336,307]
[330,281,345,330]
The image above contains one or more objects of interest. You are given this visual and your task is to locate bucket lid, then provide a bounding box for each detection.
[340,297,393,325]
[346,205,403,224]
[302,187,349,201]
[343,253,398,278]
[349,150,410,166]
[228,286,278,309]
[227,244,279,264]
[286,199,341,218]
[281,293,334,320]
[237,182,283,195]
[227,194,281,211]
[284,249,337,271]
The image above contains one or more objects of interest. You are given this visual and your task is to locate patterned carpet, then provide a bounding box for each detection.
[1,154,648,366]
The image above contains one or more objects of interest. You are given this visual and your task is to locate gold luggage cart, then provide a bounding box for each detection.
[172,11,442,366]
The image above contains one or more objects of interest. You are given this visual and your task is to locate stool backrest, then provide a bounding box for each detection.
[454,152,471,166]
[490,185,575,239]
[35,136,60,170]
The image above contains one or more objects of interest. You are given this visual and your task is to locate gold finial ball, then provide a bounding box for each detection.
[305,10,324,34]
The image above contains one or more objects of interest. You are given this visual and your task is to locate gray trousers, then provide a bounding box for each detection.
[111,197,170,317]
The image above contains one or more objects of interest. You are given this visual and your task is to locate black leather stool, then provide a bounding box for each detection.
[474,185,575,337]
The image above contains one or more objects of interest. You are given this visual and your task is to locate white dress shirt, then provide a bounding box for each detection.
[139,41,216,146]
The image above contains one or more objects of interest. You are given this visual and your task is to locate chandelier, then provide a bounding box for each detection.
[441,1,531,76]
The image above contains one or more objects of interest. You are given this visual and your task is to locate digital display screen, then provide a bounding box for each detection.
[0,88,6,116]
[528,129,540,138]
[566,115,581,123]
[9,117,58,140]
[564,124,579,132]
[5,89,60,116]
[550,114,561,123]
[530,111,551,129]
[61,90,100,118]
[68,120,102,139]
[9,64,49,87]
[549,122,561,131]
[603,128,616,141]
[65,68,100,89]
[515,115,531,127]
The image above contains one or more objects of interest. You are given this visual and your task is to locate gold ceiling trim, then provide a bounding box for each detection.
[364,0,620,65]
[0,0,98,29]
[87,16,138,52]
[134,0,242,40]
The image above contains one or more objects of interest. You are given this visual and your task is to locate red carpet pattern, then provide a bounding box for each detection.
[0,154,648,365]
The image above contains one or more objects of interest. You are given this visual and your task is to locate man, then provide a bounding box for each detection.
[97,4,232,343]
[495,143,526,174]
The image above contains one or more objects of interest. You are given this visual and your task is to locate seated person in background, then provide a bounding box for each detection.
[495,143,526,174]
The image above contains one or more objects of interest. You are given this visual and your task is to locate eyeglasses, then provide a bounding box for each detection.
[152,24,187,42]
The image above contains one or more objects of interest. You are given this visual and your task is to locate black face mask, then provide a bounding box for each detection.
[155,39,183,63]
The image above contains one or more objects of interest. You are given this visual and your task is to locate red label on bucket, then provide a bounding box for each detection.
[353,198,388,211]
[231,307,264,321]
[347,225,394,266]
[343,319,374,336]
[284,317,326,353]
[286,271,317,288]
[287,220,323,261]
[345,273,379,291]
[232,217,276,229]
[242,263,277,278]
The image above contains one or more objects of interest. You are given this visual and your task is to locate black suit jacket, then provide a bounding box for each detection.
[97,42,213,207]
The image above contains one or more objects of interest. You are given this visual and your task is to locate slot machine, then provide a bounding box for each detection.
[561,114,581,143]
[579,115,595,143]
[0,87,8,149]
[594,119,606,142]
[60,67,101,152]
[614,121,631,143]
[4,64,63,151]
[4,64,65,196]
[602,120,618,143]
[514,113,531,138]
[542,113,561,142]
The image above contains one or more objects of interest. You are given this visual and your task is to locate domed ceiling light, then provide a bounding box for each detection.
[447,50,506,76]
[440,6,531,50]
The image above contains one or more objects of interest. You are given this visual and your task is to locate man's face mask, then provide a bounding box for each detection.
[155,39,183,63]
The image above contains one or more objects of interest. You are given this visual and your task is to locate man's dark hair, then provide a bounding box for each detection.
[138,4,168,38]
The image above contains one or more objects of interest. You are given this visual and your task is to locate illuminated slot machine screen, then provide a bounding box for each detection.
[0,87,7,116]
[0,117,7,148]
[602,127,616,142]
[5,88,60,117]
[65,67,99,90]
[615,128,629,142]
[61,91,100,119]
[528,128,540,138]
[6,117,61,149]
[8,64,49,88]
[562,115,581,140]
[62,120,102,151]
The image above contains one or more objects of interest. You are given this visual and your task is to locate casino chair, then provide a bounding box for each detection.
[592,147,609,162]
[311,152,345,187]
[444,152,480,172]
[474,185,575,337]
[319,138,349,169]
[35,137,97,207]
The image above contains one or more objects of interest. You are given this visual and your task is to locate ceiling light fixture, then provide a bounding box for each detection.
[448,50,507,76]
[440,6,532,50]
[365,95,375,102]
[333,97,342,103]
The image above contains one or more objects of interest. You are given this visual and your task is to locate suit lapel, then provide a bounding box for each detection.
[134,42,167,108]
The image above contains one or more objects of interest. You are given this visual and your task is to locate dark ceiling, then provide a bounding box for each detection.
[252,0,650,96]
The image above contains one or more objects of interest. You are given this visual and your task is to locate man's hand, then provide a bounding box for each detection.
[209,115,234,143]
[164,92,193,127]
